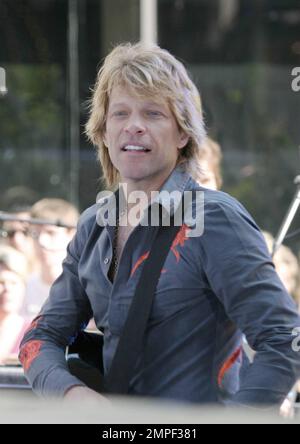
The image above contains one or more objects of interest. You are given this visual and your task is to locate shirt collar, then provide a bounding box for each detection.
[96,164,192,226]
[151,164,191,216]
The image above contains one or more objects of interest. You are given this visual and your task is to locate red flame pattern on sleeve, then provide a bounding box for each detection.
[218,347,242,389]
[19,340,44,372]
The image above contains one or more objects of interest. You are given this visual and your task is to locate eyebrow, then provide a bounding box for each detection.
[109,102,128,109]
[109,101,167,110]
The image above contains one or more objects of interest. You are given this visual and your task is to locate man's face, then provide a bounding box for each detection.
[103,84,189,186]
[0,265,25,315]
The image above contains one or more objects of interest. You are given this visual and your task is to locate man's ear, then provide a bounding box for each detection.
[178,131,189,150]
[103,131,108,148]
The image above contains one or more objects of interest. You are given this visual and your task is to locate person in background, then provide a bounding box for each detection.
[23,199,79,320]
[0,187,39,274]
[194,137,223,191]
[261,232,300,418]
[263,232,299,304]
[0,245,29,364]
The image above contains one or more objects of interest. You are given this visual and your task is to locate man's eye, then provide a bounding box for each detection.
[113,111,128,117]
[146,111,163,117]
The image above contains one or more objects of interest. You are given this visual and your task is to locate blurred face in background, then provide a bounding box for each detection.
[198,159,219,191]
[0,264,25,316]
[2,213,35,260]
[195,138,223,191]
[32,225,75,283]
[274,253,299,297]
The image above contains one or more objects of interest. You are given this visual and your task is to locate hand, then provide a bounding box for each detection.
[64,386,110,404]
[280,398,295,419]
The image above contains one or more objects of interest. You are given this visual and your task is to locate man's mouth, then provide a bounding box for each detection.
[121,145,151,153]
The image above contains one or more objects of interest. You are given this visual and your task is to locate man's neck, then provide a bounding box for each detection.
[120,167,175,213]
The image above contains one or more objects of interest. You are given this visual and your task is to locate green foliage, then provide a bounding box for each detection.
[0,64,64,149]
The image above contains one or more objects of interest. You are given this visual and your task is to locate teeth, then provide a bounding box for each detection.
[124,145,149,152]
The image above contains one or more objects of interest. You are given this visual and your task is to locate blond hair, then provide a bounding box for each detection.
[31,199,79,228]
[86,42,206,188]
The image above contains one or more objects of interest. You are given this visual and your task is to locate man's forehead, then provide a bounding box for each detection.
[109,84,169,107]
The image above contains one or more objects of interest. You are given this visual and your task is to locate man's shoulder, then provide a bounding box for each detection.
[204,189,245,213]
[188,180,247,215]
[79,203,99,225]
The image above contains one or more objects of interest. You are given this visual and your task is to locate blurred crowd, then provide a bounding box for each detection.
[0,137,300,413]
[0,194,78,365]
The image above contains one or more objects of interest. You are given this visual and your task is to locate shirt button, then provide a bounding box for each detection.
[104,258,110,265]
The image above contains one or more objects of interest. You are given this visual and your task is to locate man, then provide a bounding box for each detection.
[20,43,300,406]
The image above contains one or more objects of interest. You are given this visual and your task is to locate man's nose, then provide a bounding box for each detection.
[124,114,146,135]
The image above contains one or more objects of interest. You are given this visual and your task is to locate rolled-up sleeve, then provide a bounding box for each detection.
[199,196,300,405]
[19,211,94,398]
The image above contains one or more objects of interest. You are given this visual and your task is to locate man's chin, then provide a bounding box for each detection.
[120,166,169,185]
[120,170,153,184]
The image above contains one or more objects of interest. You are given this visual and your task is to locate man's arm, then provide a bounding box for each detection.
[199,194,300,406]
[19,210,96,398]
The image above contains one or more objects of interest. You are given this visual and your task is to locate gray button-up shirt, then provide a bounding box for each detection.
[20,165,300,405]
